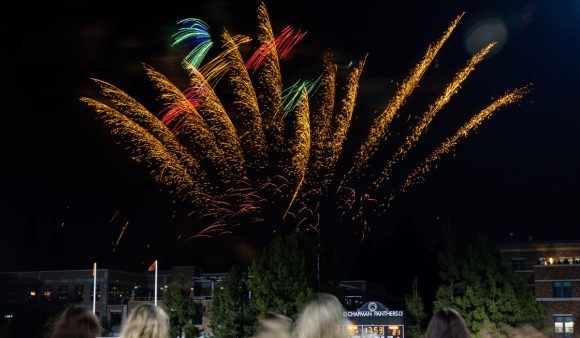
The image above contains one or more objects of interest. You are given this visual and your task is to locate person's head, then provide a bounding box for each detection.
[120,304,169,338]
[294,293,348,338]
[425,308,470,338]
[253,313,293,338]
[50,305,101,338]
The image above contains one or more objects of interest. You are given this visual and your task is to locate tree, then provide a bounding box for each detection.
[163,277,204,338]
[404,277,426,338]
[247,234,315,319]
[209,266,256,338]
[433,235,543,336]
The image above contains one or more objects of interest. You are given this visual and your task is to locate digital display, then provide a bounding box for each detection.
[346,325,403,338]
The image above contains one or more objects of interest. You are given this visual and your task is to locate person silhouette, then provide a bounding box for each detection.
[50,305,101,338]
[119,304,169,338]
[424,308,470,338]
[294,293,349,338]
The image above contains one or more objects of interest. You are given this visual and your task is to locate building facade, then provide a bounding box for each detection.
[0,266,214,335]
[499,240,580,338]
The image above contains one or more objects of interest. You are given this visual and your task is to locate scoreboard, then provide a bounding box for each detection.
[343,301,404,338]
[346,324,403,338]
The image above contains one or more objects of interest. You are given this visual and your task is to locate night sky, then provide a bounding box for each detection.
[1,0,579,273]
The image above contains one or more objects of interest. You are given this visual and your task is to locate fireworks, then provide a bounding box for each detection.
[83,5,526,242]
[372,42,496,189]
[347,13,464,183]
[400,87,529,193]
[173,18,213,68]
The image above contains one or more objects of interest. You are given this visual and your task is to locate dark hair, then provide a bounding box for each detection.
[424,308,470,338]
[51,305,101,338]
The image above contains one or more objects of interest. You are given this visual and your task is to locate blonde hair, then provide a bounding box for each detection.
[120,304,169,338]
[254,313,293,338]
[294,293,348,338]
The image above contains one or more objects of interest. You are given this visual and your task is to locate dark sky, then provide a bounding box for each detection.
[1,0,579,273]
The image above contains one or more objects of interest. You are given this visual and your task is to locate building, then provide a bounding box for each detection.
[0,266,219,335]
[499,240,580,338]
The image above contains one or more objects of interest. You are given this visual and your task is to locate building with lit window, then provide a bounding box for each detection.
[0,266,205,335]
[499,240,580,338]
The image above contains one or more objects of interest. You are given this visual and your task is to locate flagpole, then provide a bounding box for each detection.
[154,260,158,307]
[93,262,97,314]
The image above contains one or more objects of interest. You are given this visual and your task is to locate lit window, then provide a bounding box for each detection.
[74,285,84,301]
[512,258,526,271]
[574,257,580,264]
[538,257,546,265]
[559,257,573,265]
[90,285,101,301]
[554,316,574,336]
[553,282,572,298]
[28,290,36,297]
[43,286,53,298]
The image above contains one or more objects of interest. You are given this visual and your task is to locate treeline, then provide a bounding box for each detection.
[405,235,545,338]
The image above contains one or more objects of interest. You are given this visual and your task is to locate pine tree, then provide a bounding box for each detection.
[162,277,204,338]
[404,277,426,338]
[433,235,543,336]
[247,234,315,319]
[209,266,256,338]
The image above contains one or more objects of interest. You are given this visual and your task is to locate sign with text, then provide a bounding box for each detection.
[344,301,404,338]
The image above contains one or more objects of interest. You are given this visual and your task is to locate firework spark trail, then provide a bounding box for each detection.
[143,63,208,127]
[281,76,322,117]
[246,26,307,74]
[143,64,235,186]
[173,18,213,68]
[255,2,284,161]
[112,220,129,253]
[190,34,252,87]
[80,98,206,207]
[245,38,275,75]
[303,54,337,198]
[187,67,249,183]
[276,26,307,59]
[222,29,269,179]
[91,79,211,188]
[347,13,464,182]
[372,43,495,189]
[286,89,311,189]
[400,87,528,192]
[109,210,120,223]
[159,86,206,132]
[319,56,367,191]
[188,184,267,238]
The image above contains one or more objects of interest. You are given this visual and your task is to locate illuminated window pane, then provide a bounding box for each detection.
[555,316,574,335]
[564,321,573,333]
[43,286,53,298]
[74,285,84,301]
[90,285,101,301]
